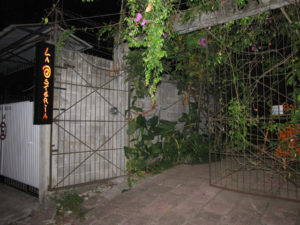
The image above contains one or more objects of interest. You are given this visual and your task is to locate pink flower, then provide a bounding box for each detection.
[201,37,207,47]
[135,13,142,22]
[258,46,262,50]
[163,33,168,39]
[251,45,255,52]
[141,19,147,26]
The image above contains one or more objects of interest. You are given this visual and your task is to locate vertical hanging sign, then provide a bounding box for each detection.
[34,42,55,124]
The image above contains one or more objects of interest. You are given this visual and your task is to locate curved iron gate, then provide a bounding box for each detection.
[50,50,128,189]
[208,22,300,201]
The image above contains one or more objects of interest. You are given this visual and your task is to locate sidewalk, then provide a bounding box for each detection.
[3,164,300,225]
[78,164,300,225]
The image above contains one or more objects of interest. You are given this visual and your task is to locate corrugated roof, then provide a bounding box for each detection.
[0,23,92,76]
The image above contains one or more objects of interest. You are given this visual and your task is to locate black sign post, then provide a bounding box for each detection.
[34,42,55,124]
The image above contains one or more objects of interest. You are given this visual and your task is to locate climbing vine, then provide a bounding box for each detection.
[123,2,300,179]
[121,0,254,103]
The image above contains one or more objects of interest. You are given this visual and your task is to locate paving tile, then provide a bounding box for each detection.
[93,213,128,225]
[185,177,207,187]
[268,199,300,215]
[160,177,187,188]
[187,210,222,225]
[261,201,299,225]
[220,208,261,225]
[122,214,156,225]
[92,203,117,219]
[187,186,220,206]
[172,199,203,219]
[203,199,235,216]
[146,184,173,196]
[237,195,271,215]
[140,193,183,218]
[157,211,186,225]
[114,193,158,217]
[3,164,300,225]
[213,190,245,205]
[171,183,197,195]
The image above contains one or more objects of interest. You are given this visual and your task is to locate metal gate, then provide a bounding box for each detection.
[50,50,128,189]
[208,17,300,201]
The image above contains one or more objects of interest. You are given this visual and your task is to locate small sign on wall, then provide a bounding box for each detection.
[34,42,55,124]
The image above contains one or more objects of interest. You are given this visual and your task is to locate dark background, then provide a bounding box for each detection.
[0,0,122,30]
[0,0,122,104]
[0,0,122,58]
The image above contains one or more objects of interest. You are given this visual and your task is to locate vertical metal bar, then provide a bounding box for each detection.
[275,33,281,196]
[49,69,54,189]
[242,40,246,192]
[56,55,63,188]
[83,56,86,184]
[94,57,97,181]
[62,69,68,188]
[79,52,83,184]
[108,58,112,179]
[104,60,108,180]
[88,56,92,183]
[99,61,102,180]
[269,33,275,195]
[261,39,266,195]
[228,27,233,189]
[74,51,78,185]
[68,54,73,187]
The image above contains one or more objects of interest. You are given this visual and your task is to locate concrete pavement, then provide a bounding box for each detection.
[1,164,300,225]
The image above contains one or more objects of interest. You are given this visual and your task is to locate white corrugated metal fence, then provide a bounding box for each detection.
[0,101,40,188]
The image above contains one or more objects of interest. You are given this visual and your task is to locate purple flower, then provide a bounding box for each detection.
[267,18,272,23]
[258,46,262,50]
[251,45,255,52]
[141,19,147,26]
[201,37,207,47]
[135,13,142,22]
[163,33,168,39]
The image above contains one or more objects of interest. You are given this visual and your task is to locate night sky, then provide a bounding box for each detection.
[0,0,122,58]
[0,0,122,30]
[0,0,122,103]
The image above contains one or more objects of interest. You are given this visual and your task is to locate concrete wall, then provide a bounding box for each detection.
[136,78,188,123]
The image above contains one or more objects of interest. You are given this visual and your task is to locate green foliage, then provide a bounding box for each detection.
[56,27,75,63]
[120,0,268,102]
[228,98,256,148]
[125,104,210,177]
[126,49,149,98]
[97,24,117,43]
[123,1,300,182]
[42,17,49,24]
[123,0,175,103]
[52,190,86,221]
[287,56,300,124]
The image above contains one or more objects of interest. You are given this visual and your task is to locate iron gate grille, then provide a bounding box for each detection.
[209,19,300,201]
[50,50,128,189]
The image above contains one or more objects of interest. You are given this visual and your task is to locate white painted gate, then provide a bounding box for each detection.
[0,101,40,189]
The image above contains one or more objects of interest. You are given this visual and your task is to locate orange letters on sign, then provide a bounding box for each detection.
[44,47,50,63]
[42,47,52,121]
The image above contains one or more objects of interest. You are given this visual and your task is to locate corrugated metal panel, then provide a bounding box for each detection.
[0,101,40,188]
